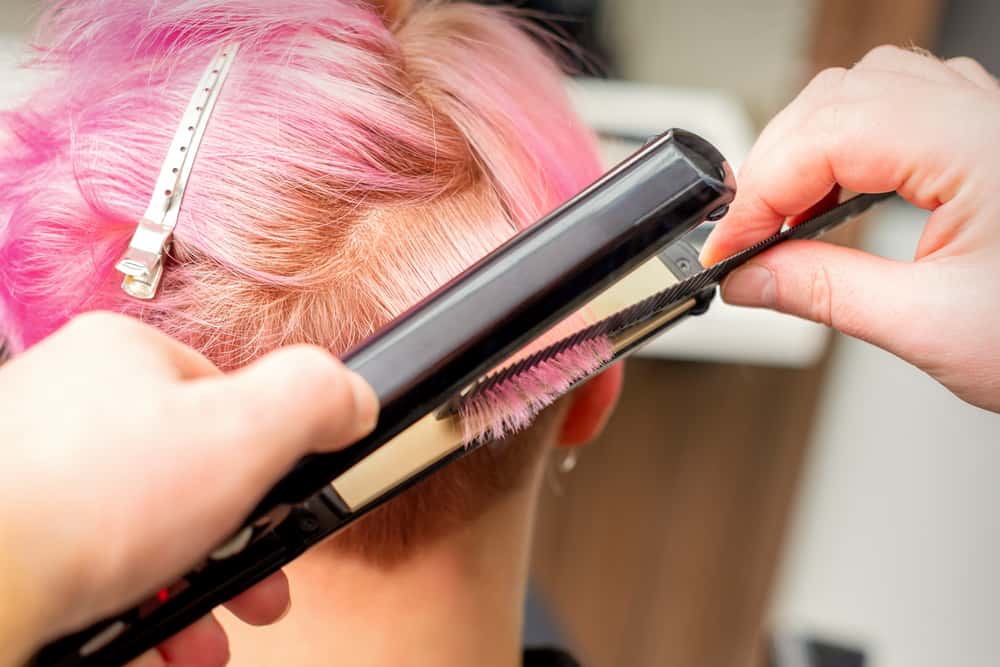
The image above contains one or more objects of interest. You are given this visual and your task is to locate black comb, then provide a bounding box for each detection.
[451,191,897,413]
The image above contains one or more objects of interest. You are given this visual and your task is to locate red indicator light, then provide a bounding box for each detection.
[156,588,170,603]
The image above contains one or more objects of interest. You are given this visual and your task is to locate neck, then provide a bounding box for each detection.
[221,467,544,667]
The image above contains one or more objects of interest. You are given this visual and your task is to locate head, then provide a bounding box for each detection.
[0,0,622,561]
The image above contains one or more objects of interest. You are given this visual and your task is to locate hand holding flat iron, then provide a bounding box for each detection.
[0,312,378,667]
[702,45,1000,412]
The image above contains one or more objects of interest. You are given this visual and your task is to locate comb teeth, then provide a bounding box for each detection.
[699,190,896,279]
[458,336,615,444]
[451,277,702,418]
[453,192,896,426]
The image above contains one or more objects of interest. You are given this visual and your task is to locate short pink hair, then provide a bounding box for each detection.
[0,0,603,555]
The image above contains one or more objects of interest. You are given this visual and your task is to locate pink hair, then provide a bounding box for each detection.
[1,0,601,360]
[0,0,604,552]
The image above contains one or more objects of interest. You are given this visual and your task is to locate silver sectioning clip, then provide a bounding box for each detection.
[116,43,240,300]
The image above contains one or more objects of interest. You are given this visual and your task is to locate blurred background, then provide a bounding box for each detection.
[2,1,999,665]
[491,2,1000,666]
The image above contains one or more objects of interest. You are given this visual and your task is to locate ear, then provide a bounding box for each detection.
[556,362,624,447]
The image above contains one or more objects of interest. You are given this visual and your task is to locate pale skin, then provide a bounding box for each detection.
[0,312,380,667]
[0,310,622,667]
[4,43,1000,667]
[702,45,1000,413]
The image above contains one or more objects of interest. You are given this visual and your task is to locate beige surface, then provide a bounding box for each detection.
[597,0,817,124]
[0,0,36,34]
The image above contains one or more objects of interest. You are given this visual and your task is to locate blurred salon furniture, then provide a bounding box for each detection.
[526,1,944,666]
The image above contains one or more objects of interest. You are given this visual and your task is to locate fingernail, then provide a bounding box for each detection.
[347,371,379,438]
[698,241,718,267]
[722,264,776,307]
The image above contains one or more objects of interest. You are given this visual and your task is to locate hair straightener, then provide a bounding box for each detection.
[28,129,894,667]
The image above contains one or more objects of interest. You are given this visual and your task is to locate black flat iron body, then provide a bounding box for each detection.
[267,129,734,512]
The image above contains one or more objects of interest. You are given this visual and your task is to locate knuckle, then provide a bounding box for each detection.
[869,44,902,59]
[947,55,979,68]
[811,102,842,134]
[947,56,996,81]
[67,310,117,329]
[276,344,352,399]
[65,310,134,338]
[806,67,849,100]
[66,311,166,355]
[860,44,907,65]
[233,345,361,444]
[808,101,853,159]
[281,344,342,372]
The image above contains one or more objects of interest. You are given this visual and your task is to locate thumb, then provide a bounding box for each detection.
[70,347,380,630]
[721,240,933,357]
[183,345,379,492]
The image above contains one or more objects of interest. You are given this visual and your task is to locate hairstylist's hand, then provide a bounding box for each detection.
[0,312,378,667]
[701,46,1000,412]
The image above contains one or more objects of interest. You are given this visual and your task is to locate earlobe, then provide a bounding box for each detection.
[556,362,624,447]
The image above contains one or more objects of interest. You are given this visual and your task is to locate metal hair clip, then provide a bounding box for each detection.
[115,43,240,300]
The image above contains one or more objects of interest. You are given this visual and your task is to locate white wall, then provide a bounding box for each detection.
[0,0,36,33]
[0,0,42,107]
[772,201,1000,666]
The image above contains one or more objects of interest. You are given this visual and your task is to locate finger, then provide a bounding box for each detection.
[702,72,967,266]
[156,614,230,667]
[145,331,221,381]
[946,56,999,90]
[857,46,1000,93]
[720,66,849,196]
[223,570,291,626]
[720,240,933,355]
[180,344,379,490]
[786,185,842,228]
[700,66,859,265]
[138,347,379,578]
[123,320,220,380]
[854,44,958,85]
[65,311,220,380]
